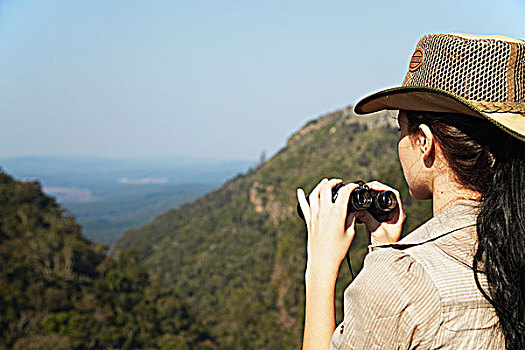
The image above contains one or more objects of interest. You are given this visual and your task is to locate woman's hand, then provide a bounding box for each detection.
[298,178,361,350]
[355,181,406,247]
[297,178,360,281]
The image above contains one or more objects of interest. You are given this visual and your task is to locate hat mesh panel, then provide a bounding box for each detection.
[405,34,516,102]
[516,45,525,102]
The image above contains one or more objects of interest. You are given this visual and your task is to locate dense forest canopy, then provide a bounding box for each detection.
[0,171,216,349]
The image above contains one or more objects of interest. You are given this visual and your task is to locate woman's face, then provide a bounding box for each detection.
[397,112,432,200]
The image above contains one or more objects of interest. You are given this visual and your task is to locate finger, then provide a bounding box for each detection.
[366,181,396,193]
[309,178,327,218]
[334,183,360,223]
[366,181,401,205]
[356,210,381,232]
[334,183,359,208]
[297,188,311,225]
[320,178,343,207]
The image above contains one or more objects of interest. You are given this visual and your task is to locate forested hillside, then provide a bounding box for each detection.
[114,107,433,349]
[0,172,216,349]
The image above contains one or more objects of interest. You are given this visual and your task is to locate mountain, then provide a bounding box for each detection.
[1,156,253,243]
[0,171,216,349]
[113,107,433,349]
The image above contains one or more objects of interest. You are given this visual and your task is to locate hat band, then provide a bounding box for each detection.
[469,101,525,114]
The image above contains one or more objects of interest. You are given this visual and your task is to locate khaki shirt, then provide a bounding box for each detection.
[329,201,504,349]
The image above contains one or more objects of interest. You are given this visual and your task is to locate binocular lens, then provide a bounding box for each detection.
[375,191,397,211]
[350,188,372,210]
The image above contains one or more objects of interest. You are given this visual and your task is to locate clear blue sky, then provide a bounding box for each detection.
[0,0,524,160]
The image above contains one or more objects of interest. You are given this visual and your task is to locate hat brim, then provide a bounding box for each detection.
[354,86,525,142]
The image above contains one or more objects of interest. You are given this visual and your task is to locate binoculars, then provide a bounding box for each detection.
[297,180,398,222]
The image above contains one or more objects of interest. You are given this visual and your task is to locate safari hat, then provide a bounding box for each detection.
[354,33,525,141]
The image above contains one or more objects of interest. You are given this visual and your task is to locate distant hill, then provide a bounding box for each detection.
[113,107,433,349]
[65,183,216,243]
[0,171,216,349]
[0,156,253,188]
[1,156,253,243]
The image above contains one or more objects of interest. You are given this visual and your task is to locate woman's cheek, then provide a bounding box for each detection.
[398,138,419,198]
[398,139,410,181]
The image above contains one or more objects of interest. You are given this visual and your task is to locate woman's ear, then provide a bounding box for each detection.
[418,124,434,162]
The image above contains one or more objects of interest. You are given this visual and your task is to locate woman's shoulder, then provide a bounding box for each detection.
[349,247,443,326]
[355,247,441,303]
[332,248,442,349]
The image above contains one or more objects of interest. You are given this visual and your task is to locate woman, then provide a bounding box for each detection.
[298,33,525,349]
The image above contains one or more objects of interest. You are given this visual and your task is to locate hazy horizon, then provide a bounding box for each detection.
[0,154,253,162]
[1,0,524,161]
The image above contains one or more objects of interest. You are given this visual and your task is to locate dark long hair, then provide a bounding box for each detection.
[405,111,525,350]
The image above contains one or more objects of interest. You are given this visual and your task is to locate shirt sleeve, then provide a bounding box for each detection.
[329,248,442,350]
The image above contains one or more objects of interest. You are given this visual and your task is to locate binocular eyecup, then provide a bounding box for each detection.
[297,180,398,223]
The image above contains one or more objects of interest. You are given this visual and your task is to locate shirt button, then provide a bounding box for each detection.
[340,324,344,334]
